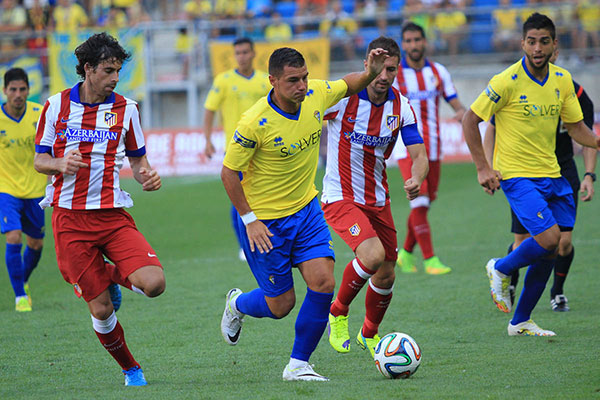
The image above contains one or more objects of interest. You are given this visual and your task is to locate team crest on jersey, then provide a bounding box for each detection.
[386,115,399,131]
[269,275,275,285]
[314,110,321,123]
[104,112,117,128]
[349,223,361,236]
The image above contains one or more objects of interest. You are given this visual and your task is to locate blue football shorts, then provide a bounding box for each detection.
[235,196,335,297]
[0,193,45,238]
[501,177,575,236]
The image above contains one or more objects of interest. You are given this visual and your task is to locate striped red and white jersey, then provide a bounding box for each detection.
[322,87,421,207]
[392,58,458,161]
[35,83,146,210]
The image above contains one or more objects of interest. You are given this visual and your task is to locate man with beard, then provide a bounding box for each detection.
[393,22,466,275]
[462,13,600,336]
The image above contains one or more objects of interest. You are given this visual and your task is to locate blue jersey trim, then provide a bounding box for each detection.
[35,144,52,154]
[400,123,423,146]
[125,146,146,157]
[69,82,116,106]
[357,88,396,106]
[1,103,26,123]
[521,57,548,86]
[444,93,457,103]
[490,115,496,125]
[234,69,255,80]
[267,89,301,121]
[401,58,430,70]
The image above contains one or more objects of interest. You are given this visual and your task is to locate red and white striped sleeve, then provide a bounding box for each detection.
[35,96,58,154]
[124,102,146,157]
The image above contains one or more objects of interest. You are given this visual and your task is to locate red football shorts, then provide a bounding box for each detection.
[52,207,162,302]
[398,158,441,202]
[322,200,398,261]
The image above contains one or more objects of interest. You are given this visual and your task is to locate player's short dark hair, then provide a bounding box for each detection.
[234,37,254,50]
[522,12,555,40]
[401,22,426,40]
[74,32,131,79]
[268,47,305,77]
[4,67,29,88]
[367,36,400,60]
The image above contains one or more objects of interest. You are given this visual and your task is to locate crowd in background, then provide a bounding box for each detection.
[1,0,599,65]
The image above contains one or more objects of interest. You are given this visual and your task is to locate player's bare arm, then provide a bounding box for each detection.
[580,146,597,202]
[129,154,161,191]
[342,48,389,97]
[34,150,88,176]
[221,165,273,254]
[203,109,216,158]
[481,123,499,195]
[462,109,502,193]
[448,98,466,122]
[404,143,428,200]
[563,120,600,150]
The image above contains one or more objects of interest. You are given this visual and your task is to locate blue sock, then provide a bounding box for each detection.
[511,258,554,325]
[5,243,26,297]
[495,237,552,276]
[23,246,42,283]
[236,288,277,319]
[291,288,333,362]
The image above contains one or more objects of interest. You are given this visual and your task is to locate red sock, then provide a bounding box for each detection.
[94,320,139,370]
[403,211,417,252]
[412,206,434,259]
[363,281,393,338]
[330,258,375,317]
[104,262,133,291]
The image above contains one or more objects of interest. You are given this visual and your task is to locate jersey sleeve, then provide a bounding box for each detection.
[204,73,226,111]
[125,104,146,157]
[223,117,259,172]
[470,74,508,122]
[560,77,584,124]
[437,63,458,102]
[35,100,55,154]
[317,79,348,110]
[399,97,423,146]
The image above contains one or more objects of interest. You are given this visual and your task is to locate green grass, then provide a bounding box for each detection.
[1,162,599,399]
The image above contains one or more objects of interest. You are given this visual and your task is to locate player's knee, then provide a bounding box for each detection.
[359,245,385,271]
[88,301,114,320]
[5,230,22,244]
[269,296,295,318]
[373,269,395,288]
[558,238,572,256]
[144,276,166,297]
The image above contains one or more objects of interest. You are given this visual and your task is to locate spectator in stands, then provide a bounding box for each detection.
[175,26,195,79]
[184,0,212,22]
[247,0,272,18]
[125,1,151,25]
[403,0,433,41]
[356,0,388,36]
[295,0,327,16]
[264,11,293,42]
[0,0,27,58]
[25,0,49,66]
[51,0,89,33]
[104,5,127,30]
[432,0,466,59]
[214,0,247,20]
[492,0,521,55]
[319,0,358,60]
[574,0,600,61]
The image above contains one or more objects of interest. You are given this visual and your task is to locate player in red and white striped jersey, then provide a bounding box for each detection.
[392,22,466,275]
[33,33,165,386]
[323,37,428,357]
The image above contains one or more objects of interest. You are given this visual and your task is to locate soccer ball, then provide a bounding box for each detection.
[373,332,422,379]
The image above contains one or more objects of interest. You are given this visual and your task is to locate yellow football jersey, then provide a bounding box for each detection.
[204,68,270,150]
[0,101,47,198]
[223,79,348,219]
[471,58,583,179]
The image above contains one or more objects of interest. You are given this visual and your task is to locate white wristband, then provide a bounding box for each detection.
[240,211,257,226]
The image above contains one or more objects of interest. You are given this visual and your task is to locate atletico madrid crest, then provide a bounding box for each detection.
[349,223,361,237]
[104,111,117,128]
[386,115,399,131]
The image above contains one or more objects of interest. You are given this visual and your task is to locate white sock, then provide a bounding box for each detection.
[91,310,117,334]
[288,357,308,369]
[131,285,146,296]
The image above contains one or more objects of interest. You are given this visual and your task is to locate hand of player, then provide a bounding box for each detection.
[366,48,389,78]
[477,167,502,195]
[60,150,88,175]
[403,178,421,200]
[580,175,594,202]
[139,167,162,191]
[246,220,274,254]
[205,140,216,159]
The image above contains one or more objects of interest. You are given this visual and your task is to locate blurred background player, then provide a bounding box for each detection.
[0,67,45,312]
[34,32,165,385]
[393,22,466,275]
[203,37,269,261]
[483,48,597,313]
[220,46,389,381]
[322,37,428,358]
[462,13,600,336]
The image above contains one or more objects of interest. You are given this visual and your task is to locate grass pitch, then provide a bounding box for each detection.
[1,162,599,399]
